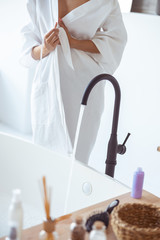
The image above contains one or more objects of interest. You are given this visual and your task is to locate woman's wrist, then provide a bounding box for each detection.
[70,38,100,53]
[32,44,50,60]
[70,37,77,49]
[42,44,50,57]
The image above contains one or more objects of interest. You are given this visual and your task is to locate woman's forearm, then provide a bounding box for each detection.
[31,45,50,60]
[70,38,100,53]
[31,38,100,60]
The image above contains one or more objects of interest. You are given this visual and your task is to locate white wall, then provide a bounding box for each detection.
[0,0,32,133]
[89,13,160,197]
[118,0,132,12]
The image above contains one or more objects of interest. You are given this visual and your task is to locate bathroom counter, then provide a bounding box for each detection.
[3,190,159,240]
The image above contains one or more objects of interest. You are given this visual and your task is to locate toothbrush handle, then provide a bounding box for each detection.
[106,199,119,214]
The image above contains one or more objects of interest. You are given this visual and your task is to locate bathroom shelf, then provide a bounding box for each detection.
[1,190,159,240]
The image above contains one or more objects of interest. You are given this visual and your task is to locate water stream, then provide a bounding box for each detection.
[64,105,85,214]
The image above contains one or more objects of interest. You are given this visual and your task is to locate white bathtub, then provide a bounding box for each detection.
[0,133,130,237]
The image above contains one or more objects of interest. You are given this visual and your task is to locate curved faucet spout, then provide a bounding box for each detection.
[81,73,121,177]
[81,74,121,135]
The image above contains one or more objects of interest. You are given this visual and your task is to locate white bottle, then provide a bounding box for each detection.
[8,189,23,240]
[70,216,84,231]
[89,221,107,240]
[39,230,58,240]
[6,224,17,240]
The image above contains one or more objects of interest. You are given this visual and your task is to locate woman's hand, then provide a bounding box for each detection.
[44,22,60,54]
[58,19,99,53]
[32,23,60,60]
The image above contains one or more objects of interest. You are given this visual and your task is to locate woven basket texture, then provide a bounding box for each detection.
[111,203,160,240]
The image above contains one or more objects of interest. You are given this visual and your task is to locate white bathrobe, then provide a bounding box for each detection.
[21,0,127,163]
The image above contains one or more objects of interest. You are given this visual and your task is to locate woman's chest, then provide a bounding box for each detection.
[58,0,90,19]
[37,0,109,39]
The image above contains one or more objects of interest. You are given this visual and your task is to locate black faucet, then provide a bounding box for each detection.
[81,73,130,178]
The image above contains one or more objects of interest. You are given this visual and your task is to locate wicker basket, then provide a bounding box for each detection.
[111,203,160,240]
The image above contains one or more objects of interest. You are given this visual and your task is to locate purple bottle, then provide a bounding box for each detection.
[131,167,144,199]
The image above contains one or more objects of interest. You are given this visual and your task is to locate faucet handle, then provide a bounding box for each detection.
[117,133,131,155]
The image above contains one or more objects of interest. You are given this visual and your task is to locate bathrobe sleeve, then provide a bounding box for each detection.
[91,0,127,74]
[20,0,41,67]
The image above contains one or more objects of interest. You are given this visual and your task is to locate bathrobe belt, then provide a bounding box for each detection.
[58,27,74,70]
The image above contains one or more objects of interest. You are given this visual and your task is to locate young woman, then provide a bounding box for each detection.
[21,0,127,164]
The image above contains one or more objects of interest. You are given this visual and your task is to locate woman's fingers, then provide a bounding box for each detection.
[44,22,60,52]
[46,30,59,44]
[45,21,58,42]
[45,29,55,38]
[54,38,60,46]
[46,33,57,44]
[48,35,59,47]
[50,35,59,44]
[50,38,60,49]
[45,28,59,39]
[58,19,66,30]
[44,32,60,51]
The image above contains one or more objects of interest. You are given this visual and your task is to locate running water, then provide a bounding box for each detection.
[73,105,85,156]
[64,105,85,214]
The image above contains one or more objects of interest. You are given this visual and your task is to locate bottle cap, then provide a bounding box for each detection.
[75,216,83,225]
[137,167,142,172]
[93,221,105,230]
[12,189,21,203]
